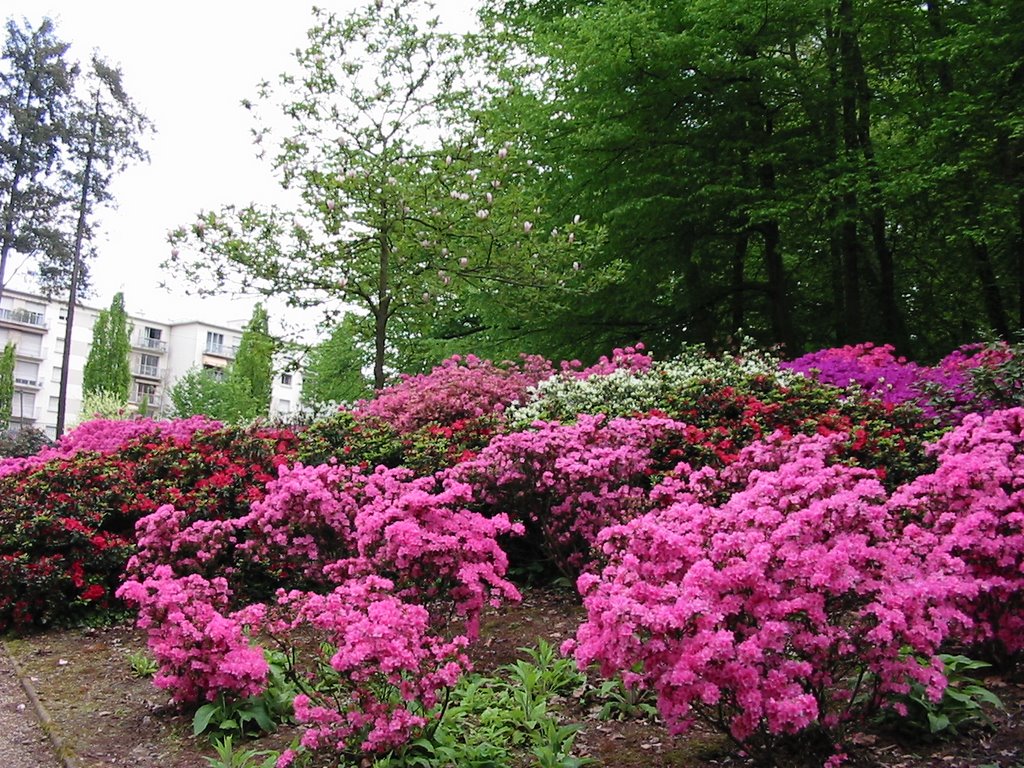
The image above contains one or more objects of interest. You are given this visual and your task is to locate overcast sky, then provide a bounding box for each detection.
[4,0,480,335]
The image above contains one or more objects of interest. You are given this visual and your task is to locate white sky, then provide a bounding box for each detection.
[4,0,481,336]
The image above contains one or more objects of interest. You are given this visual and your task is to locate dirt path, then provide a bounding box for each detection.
[0,647,60,768]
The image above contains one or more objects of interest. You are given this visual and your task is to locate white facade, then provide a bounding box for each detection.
[0,288,301,438]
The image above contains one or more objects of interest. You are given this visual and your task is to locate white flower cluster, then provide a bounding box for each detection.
[507,345,802,425]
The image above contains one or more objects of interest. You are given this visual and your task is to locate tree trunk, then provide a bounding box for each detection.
[971,239,1010,338]
[374,227,390,390]
[56,96,100,438]
[1018,191,1024,330]
[731,230,748,334]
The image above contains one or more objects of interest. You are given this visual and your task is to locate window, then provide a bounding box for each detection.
[280,373,293,386]
[49,396,59,412]
[277,399,292,413]
[134,382,157,401]
[142,326,164,350]
[137,353,160,377]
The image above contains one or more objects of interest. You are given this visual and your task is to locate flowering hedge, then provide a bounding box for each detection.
[891,408,1024,659]
[0,420,297,630]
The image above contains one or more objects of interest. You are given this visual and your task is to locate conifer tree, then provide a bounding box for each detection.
[82,291,131,400]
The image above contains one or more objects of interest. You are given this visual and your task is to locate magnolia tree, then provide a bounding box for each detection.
[164,0,606,387]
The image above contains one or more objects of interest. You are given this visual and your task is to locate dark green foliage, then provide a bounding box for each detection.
[0,426,52,457]
[0,17,78,300]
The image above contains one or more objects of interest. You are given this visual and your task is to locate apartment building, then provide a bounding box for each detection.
[0,288,300,438]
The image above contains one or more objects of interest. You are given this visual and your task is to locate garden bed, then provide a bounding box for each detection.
[4,586,1022,768]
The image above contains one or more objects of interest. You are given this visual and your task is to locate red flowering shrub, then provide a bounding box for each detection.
[0,421,298,631]
[569,433,969,762]
[890,408,1024,659]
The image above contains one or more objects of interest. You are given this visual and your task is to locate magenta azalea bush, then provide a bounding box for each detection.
[452,413,688,578]
[569,433,971,760]
[891,408,1024,658]
[355,352,555,434]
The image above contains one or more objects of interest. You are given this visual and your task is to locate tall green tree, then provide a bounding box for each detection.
[227,303,275,419]
[0,341,14,427]
[165,0,602,386]
[0,17,78,303]
[479,0,1023,359]
[54,55,150,436]
[82,291,132,400]
[301,314,372,406]
[167,367,251,423]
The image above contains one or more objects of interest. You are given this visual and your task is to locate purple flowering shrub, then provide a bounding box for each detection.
[568,433,970,761]
[784,341,1022,425]
[891,408,1024,658]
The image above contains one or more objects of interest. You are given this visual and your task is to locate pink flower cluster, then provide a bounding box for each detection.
[563,343,653,378]
[0,415,222,478]
[356,353,554,434]
[892,408,1024,655]
[453,413,688,576]
[569,431,971,754]
[119,457,524,757]
[272,575,470,759]
[241,462,522,636]
[115,565,268,703]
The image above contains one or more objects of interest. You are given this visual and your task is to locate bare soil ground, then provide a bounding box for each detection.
[2,587,1022,767]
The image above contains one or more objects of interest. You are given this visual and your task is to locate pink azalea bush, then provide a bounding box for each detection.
[0,415,222,478]
[451,413,689,578]
[118,458,524,761]
[115,565,268,704]
[271,576,470,762]
[569,433,970,760]
[240,462,522,636]
[890,408,1024,657]
[355,353,555,434]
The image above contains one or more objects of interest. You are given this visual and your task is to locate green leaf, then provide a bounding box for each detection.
[927,711,950,733]
[193,703,219,736]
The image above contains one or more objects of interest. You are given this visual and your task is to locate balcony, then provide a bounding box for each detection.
[133,335,168,353]
[0,307,47,330]
[13,377,42,390]
[133,364,163,380]
[204,342,237,359]
[129,392,162,408]
[13,345,46,361]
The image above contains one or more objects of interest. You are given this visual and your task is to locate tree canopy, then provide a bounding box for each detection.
[82,291,131,400]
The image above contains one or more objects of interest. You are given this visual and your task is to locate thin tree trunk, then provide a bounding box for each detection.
[838,0,862,340]
[56,95,99,438]
[374,228,390,390]
[731,230,748,334]
[1018,191,1024,330]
